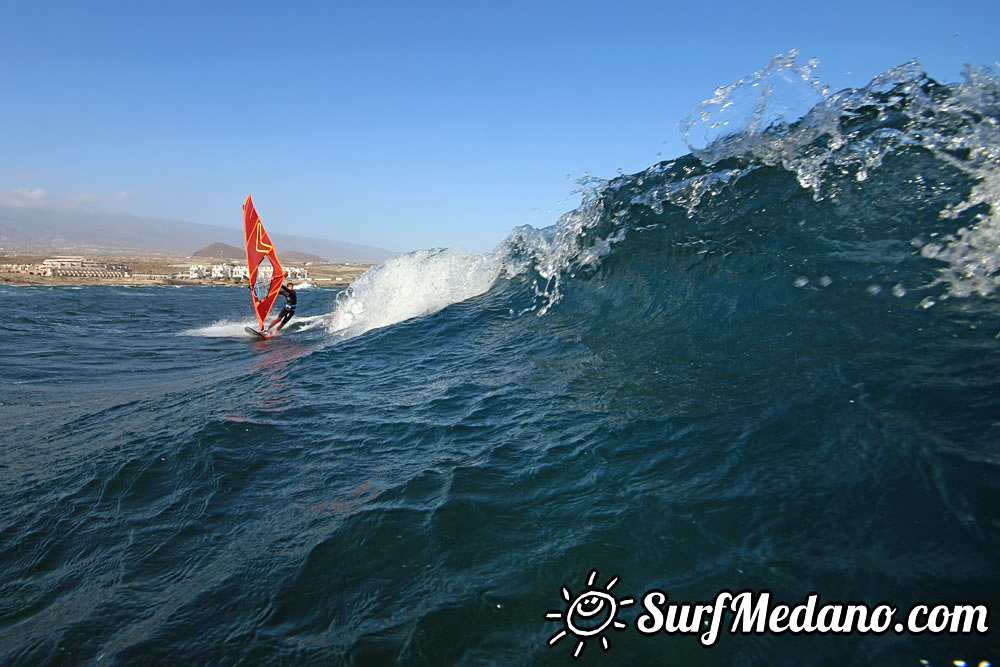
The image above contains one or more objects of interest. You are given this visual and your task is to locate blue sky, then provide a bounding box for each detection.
[2,0,997,253]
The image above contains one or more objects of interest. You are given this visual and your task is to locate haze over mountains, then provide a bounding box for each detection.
[0,205,395,262]
[192,242,327,264]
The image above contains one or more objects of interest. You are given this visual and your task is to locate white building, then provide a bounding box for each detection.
[36,256,131,278]
[223,264,307,281]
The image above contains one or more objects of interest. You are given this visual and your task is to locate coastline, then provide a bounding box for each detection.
[0,253,372,287]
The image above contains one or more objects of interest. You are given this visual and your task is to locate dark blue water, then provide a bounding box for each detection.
[1,58,998,665]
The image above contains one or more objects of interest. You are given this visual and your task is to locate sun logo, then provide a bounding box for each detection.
[545,569,634,659]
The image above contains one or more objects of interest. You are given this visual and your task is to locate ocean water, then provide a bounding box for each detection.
[2,56,999,665]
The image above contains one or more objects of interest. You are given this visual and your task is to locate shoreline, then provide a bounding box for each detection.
[0,253,373,287]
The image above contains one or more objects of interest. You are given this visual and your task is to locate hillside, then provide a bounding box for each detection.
[192,243,329,263]
[192,242,243,259]
[281,250,328,263]
[0,206,396,263]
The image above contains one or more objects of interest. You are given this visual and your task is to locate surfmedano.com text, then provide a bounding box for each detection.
[636,590,990,646]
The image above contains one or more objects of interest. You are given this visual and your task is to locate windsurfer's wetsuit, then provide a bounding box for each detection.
[268,283,297,332]
[280,284,297,313]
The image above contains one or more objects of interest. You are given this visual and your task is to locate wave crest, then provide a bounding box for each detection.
[324,56,1000,340]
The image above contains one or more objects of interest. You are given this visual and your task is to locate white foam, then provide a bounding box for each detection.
[288,314,325,332]
[325,248,501,338]
[179,319,256,337]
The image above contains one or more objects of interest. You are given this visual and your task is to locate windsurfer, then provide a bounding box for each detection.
[267,277,297,332]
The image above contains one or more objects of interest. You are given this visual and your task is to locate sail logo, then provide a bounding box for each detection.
[252,220,273,254]
[544,570,634,659]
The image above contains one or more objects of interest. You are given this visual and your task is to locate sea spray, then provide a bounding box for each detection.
[497,176,622,316]
[677,52,1000,299]
[492,52,1000,319]
[325,176,623,331]
[327,248,501,338]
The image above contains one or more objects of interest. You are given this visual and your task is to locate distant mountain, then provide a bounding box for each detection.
[282,250,328,263]
[192,243,329,264]
[0,206,396,263]
[193,242,243,259]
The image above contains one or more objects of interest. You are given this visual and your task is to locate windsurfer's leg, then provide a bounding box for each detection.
[275,310,293,332]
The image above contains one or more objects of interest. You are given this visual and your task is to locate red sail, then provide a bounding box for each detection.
[243,194,286,330]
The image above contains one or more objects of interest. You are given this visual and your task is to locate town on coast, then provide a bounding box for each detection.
[0,253,372,287]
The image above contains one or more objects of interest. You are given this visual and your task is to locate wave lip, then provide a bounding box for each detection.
[675,52,1000,299]
[308,56,1000,343]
